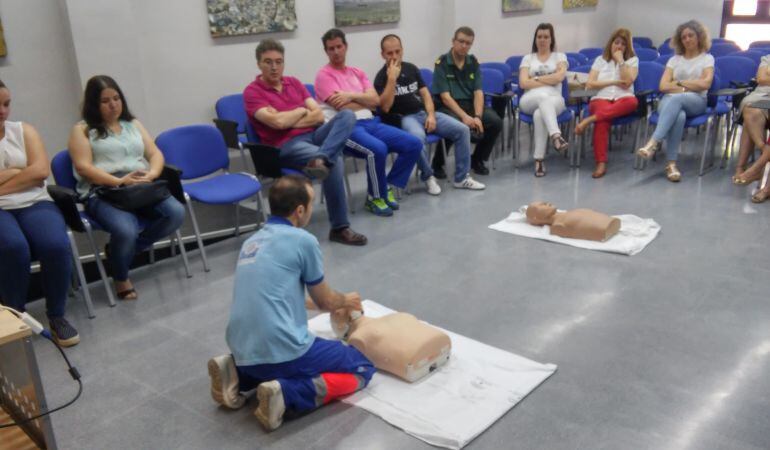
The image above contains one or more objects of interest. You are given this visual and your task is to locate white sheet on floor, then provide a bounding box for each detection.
[307,300,557,450]
[488,205,661,256]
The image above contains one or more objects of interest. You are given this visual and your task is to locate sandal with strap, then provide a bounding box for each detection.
[117,288,138,300]
[551,134,569,156]
[751,189,770,204]
[665,163,681,182]
[534,160,546,177]
[636,140,659,160]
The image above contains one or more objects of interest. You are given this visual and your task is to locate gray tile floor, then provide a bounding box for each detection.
[26,126,770,450]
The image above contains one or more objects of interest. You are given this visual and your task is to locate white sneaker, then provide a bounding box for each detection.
[425,176,442,195]
[453,175,486,190]
[207,354,246,409]
[254,380,285,431]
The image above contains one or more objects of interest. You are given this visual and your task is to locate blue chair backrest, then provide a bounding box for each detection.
[505,55,524,74]
[659,39,673,55]
[636,61,666,93]
[51,150,78,190]
[481,62,512,81]
[633,37,654,49]
[732,50,765,65]
[566,52,589,65]
[749,40,770,50]
[654,54,672,66]
[579,47,603,60]
[709,43,740,58]
[419,68,433,89]
[481,67,505,94]
[635,48,660,62]
[215,94,247,135]
[572,64,592,74]
[566,56,580,69]
[304,83,316,99]
[711,38,735,45]
[156,125,230,180]
[714,56,758,88]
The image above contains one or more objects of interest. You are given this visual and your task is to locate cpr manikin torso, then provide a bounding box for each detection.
[332,309,451,383]
[526,201,621,242]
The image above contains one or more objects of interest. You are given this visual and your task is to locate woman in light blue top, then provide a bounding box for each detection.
[68,75,184,300]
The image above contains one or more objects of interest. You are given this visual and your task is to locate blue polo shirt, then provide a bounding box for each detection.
[226,216,325,366]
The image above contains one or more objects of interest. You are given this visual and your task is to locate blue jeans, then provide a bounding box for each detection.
[401,111,471,183]
[280,110,355,229]
[86,195,185,281]
[0,201,72,318]
[236,337,375,413]
[345,117,422,198]
[652,93,708,162]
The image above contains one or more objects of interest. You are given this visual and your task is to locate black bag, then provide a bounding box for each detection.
[93,179,170,211]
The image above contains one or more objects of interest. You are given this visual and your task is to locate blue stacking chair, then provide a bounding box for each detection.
[566,56,580,70]
[731,50,765,65]
[566,52,589,66]
[748,40,770,50]
[713,56,761,163]
[637,73,723,175]
[711,38,736,45]
[481,67,511,168]
[635,48,660,62]
[655,54,673,66]
[709,43,740,58]
[419,68,434,89]
[48,151,192,313]
[633,37,655,49]
[505,55,524,86]
[214,94,252,170]
[513,78,574,166]
[579,47,603,60]
[568,64,593,120]
[481,62,514,86]
[156,125,264,271]
[659,39,673,55]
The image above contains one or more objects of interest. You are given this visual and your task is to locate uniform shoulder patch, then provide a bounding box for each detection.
[435,58,441,65]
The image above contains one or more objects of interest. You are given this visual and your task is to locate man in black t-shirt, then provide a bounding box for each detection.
[374,34,485,194]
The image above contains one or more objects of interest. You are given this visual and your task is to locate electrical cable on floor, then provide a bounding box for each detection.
[0,305,83,429]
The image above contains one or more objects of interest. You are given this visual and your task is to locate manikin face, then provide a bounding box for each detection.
[381,38,403,64]
[99,88,123,123]
[324,37,348,66]
[611,36,627,55]
[680,27,699,52]
[258,50,285,85]
[452,32,473,58]
[536,29,552,53]
[526,201,557,225]
[0,88,10,124]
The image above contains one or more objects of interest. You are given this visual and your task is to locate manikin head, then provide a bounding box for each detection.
[255,39,285,86]
[268,175,315,228]
[526,201,558,226]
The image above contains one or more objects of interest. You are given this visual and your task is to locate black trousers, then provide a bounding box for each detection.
[433,98,504,167]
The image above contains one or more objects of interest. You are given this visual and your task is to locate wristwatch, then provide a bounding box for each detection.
[534,76,540,82]
[676,80,683,87]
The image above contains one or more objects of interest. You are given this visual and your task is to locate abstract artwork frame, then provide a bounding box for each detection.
[334,0,400,27]
[502,0,544,13]
[563,0,599,9]
[207,0,297,38]
[0,17,6,57]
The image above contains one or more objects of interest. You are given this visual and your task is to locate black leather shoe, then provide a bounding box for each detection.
[472,161,490,176]
[432,166,447,180]
[329,227,368,246]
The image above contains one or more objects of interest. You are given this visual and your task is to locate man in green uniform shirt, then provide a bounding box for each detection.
[431,26,502,177]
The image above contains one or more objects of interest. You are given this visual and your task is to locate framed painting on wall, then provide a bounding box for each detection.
[207,0,297,37]
[0,17,6,57]
[334,0,400,27]
[502,0,544,13]
[563,0,598,9]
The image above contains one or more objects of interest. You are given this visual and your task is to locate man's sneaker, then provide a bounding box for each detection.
[453,175,486,190]
[207,354,246,409]
[365,197,393,217]
[385,188,400,210]
[255,380,285,432]
[48,317,80,347]
[425,176,442,195]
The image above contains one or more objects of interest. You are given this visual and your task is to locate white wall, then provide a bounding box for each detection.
[615,0,723,47]
[452,0,619,62]
[0,0,81,154]
[63,0,448,136]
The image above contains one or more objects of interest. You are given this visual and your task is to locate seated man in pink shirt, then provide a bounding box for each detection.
[315,28,422,217]
[244,39,366,245]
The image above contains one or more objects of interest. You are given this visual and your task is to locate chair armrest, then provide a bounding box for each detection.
[569,89,598,99]
[213,118,242,149]
[160,164,186,204]
[47,185,85,233]
[711,87,747,97]
[635,89,655,98]
[243,142,283,178]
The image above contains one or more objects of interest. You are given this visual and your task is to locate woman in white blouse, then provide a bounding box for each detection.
[575,28,639,178]
[636,20,714,182]
[518,23,569,177]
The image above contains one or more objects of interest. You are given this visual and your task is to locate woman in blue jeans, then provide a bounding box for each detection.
[636,20,714,182]
[0,79,79,346]
[68,75,185,300]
